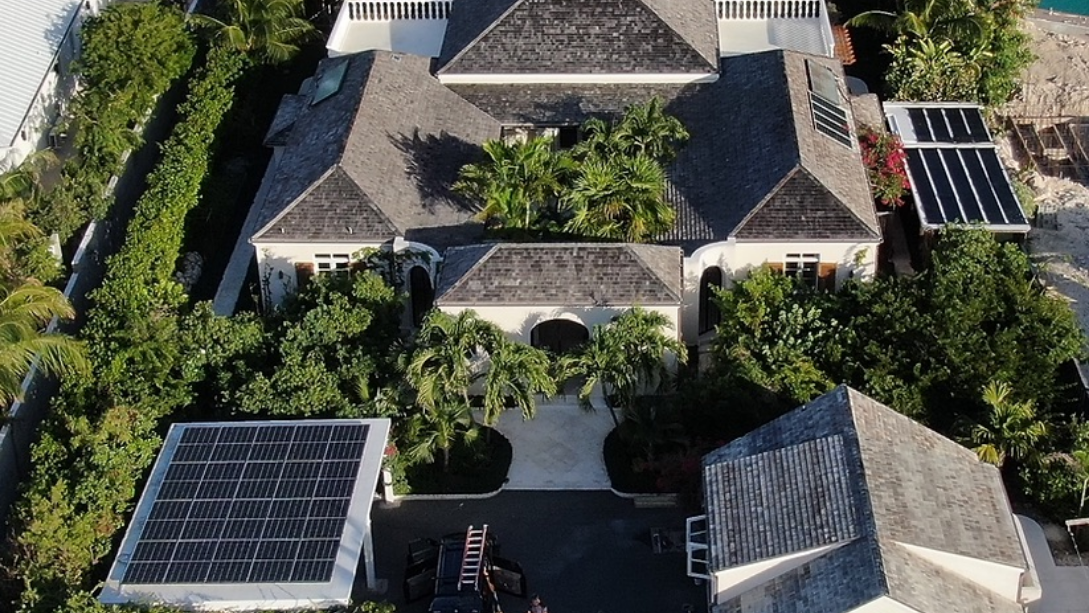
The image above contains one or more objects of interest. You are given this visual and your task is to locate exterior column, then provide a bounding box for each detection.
[364,514,377,590]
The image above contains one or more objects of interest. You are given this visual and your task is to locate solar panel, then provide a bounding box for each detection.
[812,93,852,147]
[907,107,991,144]
[121,423,369,585]
[905,147,1027,226]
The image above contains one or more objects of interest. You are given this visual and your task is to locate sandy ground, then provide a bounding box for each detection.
[999,20,1089,348]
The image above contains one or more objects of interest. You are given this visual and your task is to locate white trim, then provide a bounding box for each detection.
[437,72,720,85]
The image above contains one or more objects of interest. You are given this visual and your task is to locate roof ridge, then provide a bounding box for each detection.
[437,0,529,74]
[625,243,683,302]
[436,244,499,301]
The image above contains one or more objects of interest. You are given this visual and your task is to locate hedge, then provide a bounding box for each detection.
[32,2,195,240]
[4,45,244,613]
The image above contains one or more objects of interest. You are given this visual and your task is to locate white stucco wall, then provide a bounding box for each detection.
[436,304,682,345]
[253,239,440,305]
[681,238,880,341]
[711,542,847,605]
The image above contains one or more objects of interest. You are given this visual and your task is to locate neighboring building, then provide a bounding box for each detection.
[686,385,1041,613]
[251,0,881,343]
[884,102,1030,236]
[0,0,106,172]
[326,0,837,60]
[99,419,391,611]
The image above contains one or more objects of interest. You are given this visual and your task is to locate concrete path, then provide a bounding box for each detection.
[490,400,615,490]
[1018,515,1089,613]
[212,152,281,315]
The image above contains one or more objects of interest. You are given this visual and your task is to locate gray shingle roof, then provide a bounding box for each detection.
[437,0,719,76]
[252,51,502,244]
[434,243,683,306]
[702,386,1026,613]
[450,51,880,249]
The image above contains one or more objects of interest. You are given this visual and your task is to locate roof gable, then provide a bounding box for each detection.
[732,168,877,240]
[702,386,1028,613]
[252,51,502,244]
[253,167,397,242]
[435,243,683,306]
[438,0,719,76]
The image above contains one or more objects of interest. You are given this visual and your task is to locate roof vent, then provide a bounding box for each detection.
[346,226,354,234]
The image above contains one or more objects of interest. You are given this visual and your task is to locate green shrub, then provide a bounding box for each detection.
[32,2,196,239]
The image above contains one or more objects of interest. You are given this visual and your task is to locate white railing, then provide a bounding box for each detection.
[344,0,452,21]
[714,0,822,19]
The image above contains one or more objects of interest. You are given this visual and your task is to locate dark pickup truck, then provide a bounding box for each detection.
[404,526,527,613]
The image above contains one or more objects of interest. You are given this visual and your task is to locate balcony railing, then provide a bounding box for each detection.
[344,0,452,21]
[714,0,822,19]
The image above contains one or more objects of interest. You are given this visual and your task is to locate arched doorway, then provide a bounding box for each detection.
[699,266,723,334]
[530,319,589,354]
[408,266,433,326]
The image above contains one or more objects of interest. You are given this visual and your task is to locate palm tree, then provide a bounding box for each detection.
[482,339,555,426]
[561,307,686,427]
[0,149,57,204]
[846,0,990,43]
[612,97,689,163]
[0,281,88,408]
[562,153,674,243]
[189,0,317,64]
[970,380,1048,468]
[453,137,571,231]
[406,310,503,411]
[406,402,479,472]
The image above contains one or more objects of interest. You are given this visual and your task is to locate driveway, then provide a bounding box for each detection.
[363,492,705,613]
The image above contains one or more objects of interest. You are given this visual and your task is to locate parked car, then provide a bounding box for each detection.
[404,525,527,613]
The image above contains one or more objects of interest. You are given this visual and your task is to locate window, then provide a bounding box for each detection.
[557,126,580,149]
[784,253,820,287]
[311,60,348,106]
[314,253,351,273]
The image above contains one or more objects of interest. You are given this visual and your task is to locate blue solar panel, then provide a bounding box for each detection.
[121,423,368,585]
[908,107,991,144]
[906,147,1026,227]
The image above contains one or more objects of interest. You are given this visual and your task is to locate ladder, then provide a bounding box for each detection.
[457,524,488,591]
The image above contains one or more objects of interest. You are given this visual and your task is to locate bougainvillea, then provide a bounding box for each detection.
[859,127,910,207]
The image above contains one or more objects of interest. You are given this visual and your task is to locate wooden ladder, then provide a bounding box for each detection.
[457,524,488,591]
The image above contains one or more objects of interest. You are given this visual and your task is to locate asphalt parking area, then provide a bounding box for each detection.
[364,491,705,613]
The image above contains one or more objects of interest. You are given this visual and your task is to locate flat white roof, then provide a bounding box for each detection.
[0,0,81,147]
[717,18,832,57]
[99,419,390,611]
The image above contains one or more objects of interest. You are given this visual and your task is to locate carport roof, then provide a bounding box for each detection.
[434,242,683,306]
[701,385,1026,613]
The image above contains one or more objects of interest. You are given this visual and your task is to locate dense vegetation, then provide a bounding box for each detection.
[454,97,687,242]
[34,2,196,240]
[848,0,1035,105]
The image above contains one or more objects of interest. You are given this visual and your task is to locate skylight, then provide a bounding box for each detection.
[806,60,852,148]
[311,60,349,106]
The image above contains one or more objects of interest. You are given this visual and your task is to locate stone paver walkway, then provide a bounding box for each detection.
[490,400,614,490]
[1019,515,1089,613]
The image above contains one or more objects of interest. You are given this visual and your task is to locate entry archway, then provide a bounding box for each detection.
[408,265,433,326]
[530,319,589,354]
[699,266,724,334]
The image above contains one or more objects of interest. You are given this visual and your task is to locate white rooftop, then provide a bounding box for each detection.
[717,18,832,57]
[99,419,391,611]
[0,0,81,148]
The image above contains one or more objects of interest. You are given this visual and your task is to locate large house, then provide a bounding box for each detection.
[686,385,1041,613]
[251,0,881,345]
[0,0,107,172]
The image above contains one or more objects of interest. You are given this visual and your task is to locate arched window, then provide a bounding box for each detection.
[530,319,589,355]
[699,266,724,334]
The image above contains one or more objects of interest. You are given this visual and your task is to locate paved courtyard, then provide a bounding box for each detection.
[363,492,705,613]
[491,401,614,490]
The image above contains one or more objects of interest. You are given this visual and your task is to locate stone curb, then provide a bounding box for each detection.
[393,487,505,501]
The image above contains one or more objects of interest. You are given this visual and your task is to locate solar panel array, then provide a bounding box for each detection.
[905,147,1026,227]
[907,107,990,144]
[806,59,853,148]
[122,423,369,585]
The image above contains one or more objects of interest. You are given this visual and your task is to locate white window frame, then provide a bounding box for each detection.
[686,515,711,579]
[315,253,351,273]
[784,253,820,288]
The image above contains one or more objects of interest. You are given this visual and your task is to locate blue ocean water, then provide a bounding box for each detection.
[1039,0,1089,16]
